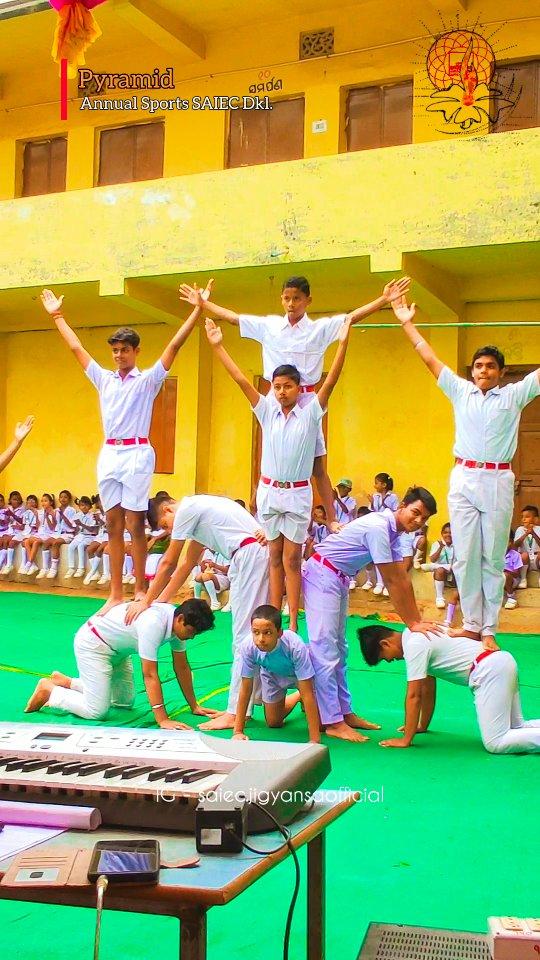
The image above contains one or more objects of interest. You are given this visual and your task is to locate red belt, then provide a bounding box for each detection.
[299,385,316,393]
[312,552,349,585]
[469,648,497,675]
[106,437,149,446]
[88,621,113,650]
[456,458,511,470]
[261,476,310,489]
[231,536,259,558]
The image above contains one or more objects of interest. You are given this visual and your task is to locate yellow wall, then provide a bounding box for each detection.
[0,1,538,196]
[1,323,201,500]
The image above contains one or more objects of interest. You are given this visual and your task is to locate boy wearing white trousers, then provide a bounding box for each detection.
[40,283,211,611]
[358,624,540,754]
[205,315,351,632]
[302,487,439,742]
[126,494,269,731]
[25,599,219,727]
[393,293,540,650]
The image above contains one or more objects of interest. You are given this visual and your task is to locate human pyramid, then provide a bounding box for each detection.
[19,277,540,755]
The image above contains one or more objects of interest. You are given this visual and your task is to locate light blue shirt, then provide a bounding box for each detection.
[438,366,540,462]
[241,630,314,681]
[371,491,400,512]
[315,509,404,577]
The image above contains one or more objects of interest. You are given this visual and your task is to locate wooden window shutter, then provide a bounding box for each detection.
[149,377,177,474]
[98,122,164,186]
[22,138,67,196]
[346,82,413,151]
[491,61,539,133]
[228,98,304,167]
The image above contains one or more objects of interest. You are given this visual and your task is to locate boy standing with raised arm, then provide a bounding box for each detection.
[180,275,410,528]
[392,293,540,650]
[205,315,352,632]
[40,283,211,611]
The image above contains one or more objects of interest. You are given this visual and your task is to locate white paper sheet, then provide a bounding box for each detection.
[0,825,65,863]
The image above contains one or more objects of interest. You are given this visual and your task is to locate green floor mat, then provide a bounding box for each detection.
[0,592,538,959]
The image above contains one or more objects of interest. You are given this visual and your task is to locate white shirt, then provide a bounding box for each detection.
[85,359,168,440]
[333,494,357,524]
[429,540,455,565]
[254,393,324,481]
[438,366,540,462]
[316,508,404,577]
[514,525,540,555]
[76,510,100,536]
[90,602,185,661]
[239,313,345,385]
[402,628,482,686]
[172,495,260,558]
[55,505,78,536]
[241,629,314,680]
[371,492,400,512]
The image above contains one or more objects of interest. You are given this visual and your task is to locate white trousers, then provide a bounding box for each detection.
[302,557,353,725]
[470,651,540,753]
[448,464,514,636]
[67,534,93,568]
[226,541,269,714]
[47,625,135,720]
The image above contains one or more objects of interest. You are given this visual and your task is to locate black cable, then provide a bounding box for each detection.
[227,801,300,960]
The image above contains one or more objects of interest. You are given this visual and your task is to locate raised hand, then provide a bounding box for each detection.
[205,317,223,346]
[14,416,35,442]
[382,276,411,303]
[391,294,416,324]
[41,289,64,315]
[179,280,213,308]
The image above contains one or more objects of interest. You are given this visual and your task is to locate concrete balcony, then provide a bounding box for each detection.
[0,128,538,334]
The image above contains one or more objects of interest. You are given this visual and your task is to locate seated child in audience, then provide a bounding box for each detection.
[0,491,25,574]
[304,505,329,560]
[47,490,78,580]
[65,496,100,579]
[421,522,455,610]
[24,494,56,577]
[145,527,169,581]
[15,495,39,573]
[233,604,320,743]
[364,473,400,594]
[504,532,523,610]
[192,548,230,611]
[513,504,540,589]
[83,499,107,585]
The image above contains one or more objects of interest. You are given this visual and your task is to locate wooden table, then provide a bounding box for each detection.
[0,790,357,960]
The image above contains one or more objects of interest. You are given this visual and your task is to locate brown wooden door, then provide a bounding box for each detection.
[250,376,328,512]
[503,367,540,523]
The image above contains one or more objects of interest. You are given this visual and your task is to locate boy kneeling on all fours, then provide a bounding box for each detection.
[233,605,321,743]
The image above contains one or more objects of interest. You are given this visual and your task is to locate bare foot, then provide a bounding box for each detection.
[283,691,301,719]
[50,671,72,688]
[95,596,124,617]
[344,712,381,731]
[481,635,500,651]
[198,712,236,731]
[324,721,370,743]
[448,628,481,641]
[25,678,54,713]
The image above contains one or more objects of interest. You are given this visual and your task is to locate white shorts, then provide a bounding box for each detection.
[256,481,312,544]
[97,443,155,513]
[297,392,325,457]
[145,553,164,578]
[52,533,75,544]
[260,670,299,703]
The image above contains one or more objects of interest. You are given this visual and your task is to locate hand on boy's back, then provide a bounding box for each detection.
[41,289,64,315]
[328,521,343,534]
[253,528,267,546]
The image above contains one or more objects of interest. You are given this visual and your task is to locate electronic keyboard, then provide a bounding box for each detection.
[0,723,330,832]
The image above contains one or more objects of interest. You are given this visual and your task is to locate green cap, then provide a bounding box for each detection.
[337,478,352,490]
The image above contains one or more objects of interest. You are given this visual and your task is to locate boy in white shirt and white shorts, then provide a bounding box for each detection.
[41,284,211,611]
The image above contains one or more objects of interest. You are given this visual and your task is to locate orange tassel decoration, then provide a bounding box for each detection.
[50,0,106,78]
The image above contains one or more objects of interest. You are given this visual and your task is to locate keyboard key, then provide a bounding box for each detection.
[121,766,156,780]
[182,769,215,784]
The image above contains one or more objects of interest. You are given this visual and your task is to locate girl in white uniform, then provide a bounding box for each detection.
[83,499,107,585]
[24,494,56,577]
[47,490,78,579]
[0,491,25,575]
[192,548,230,611]
[65,496,101,578]
[365,473,400,595]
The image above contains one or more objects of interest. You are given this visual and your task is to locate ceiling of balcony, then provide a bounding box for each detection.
[0,241,538,334]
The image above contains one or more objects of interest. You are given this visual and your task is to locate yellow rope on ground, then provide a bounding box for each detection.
[169,685,230,717]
